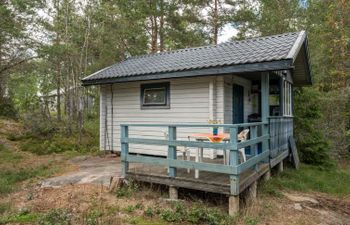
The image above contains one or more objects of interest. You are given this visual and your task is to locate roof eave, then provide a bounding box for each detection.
[81,59,294,86]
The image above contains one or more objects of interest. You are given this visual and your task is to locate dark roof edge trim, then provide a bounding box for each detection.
[304,36,313,85]
[81,59,293,86]
[287,30,306,62]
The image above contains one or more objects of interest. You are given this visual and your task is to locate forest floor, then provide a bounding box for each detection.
[0,118,349,225]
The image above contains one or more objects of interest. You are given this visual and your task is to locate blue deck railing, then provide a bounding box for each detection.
[120,122,270,195]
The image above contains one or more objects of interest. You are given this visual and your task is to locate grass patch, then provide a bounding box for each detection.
[13,115,99,155]
[262,164,350,197]
[144,202,232,225]
[0,209,72,225]
[19,133,99,155]
[0,163,59,196]
[0,143,23,163]
[0,212,40,224]
[115,181,140,198]
[127,216,164,225]
[37,208,72,225]
[0,203,11,215]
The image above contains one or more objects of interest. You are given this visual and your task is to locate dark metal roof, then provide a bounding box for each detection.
[82,31,311,86]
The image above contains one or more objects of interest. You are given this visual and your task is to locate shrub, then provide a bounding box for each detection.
[85,209,103,225]
[115,181,139,198]
[158,202,230,225]
[144,207,154,217]
[294,88,332,166]
[17,114,99,155]
[0,98,18,119]
[22,113,57,137]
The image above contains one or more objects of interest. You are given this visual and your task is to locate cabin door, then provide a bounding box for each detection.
[232,84,244,124]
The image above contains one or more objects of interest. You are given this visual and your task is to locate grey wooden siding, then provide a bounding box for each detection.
[99,75,253,156]
[100,76,225,156]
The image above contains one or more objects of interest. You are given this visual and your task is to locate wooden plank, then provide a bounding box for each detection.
[237,151,269,173]
[127,163,270,195]
[120,122,267,128]
[288,136,300,169]
[239,164,270,192]
[123,138,234,150]
[237,135,269,148]
[270,150,289,168]
[126,172,231,195]
[126,154,238,174]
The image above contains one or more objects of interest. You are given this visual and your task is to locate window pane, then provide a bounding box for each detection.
[143,88,166,105]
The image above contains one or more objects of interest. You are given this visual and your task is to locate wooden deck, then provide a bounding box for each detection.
[127,156,269,195]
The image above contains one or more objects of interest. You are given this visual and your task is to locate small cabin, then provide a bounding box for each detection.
[82,31,311,214]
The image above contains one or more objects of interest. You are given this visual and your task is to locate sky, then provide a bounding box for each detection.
[218,24,239,43]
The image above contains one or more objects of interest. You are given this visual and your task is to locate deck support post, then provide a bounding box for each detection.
[168,126,177,177]
[229,195,240,216]
[277,161,284,173]
[169,186,178,200]
[121,125,129,178]
[262,170,271,182]
[246,181,257,205]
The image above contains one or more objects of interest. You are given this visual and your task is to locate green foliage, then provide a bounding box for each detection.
[0,98,18,119]
[0,143,23,163]
[144,207,154,217]
[38,209,72,225]
[85,209,103,225]
[122,203,143,214]
[262,164,350,197]
[7,69,41,113]
[157,202,230,225]
[17,115,99,155]
[0,163,58,196]
[0,211,39,225]
[22,113,58,137]
[0,203,11,215]
[294,88,332,166]
[115,181,139,198]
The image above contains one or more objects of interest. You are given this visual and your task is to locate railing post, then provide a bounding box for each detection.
[229,127,239,195]
[250,125,258,170]
[168,126,177,177]
[261,72,270,164]
[121,125,129,178]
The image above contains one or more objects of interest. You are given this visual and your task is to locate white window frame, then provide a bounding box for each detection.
[283,81,293,116]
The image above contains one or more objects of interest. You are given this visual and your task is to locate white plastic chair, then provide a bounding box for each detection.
[238,129,249,162]
[223,128,249,164]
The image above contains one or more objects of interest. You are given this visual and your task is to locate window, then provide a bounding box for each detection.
[141,82,170,109]
[283,81,293,116]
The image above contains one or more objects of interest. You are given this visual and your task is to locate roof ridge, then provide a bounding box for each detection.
[124,31,302,61]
